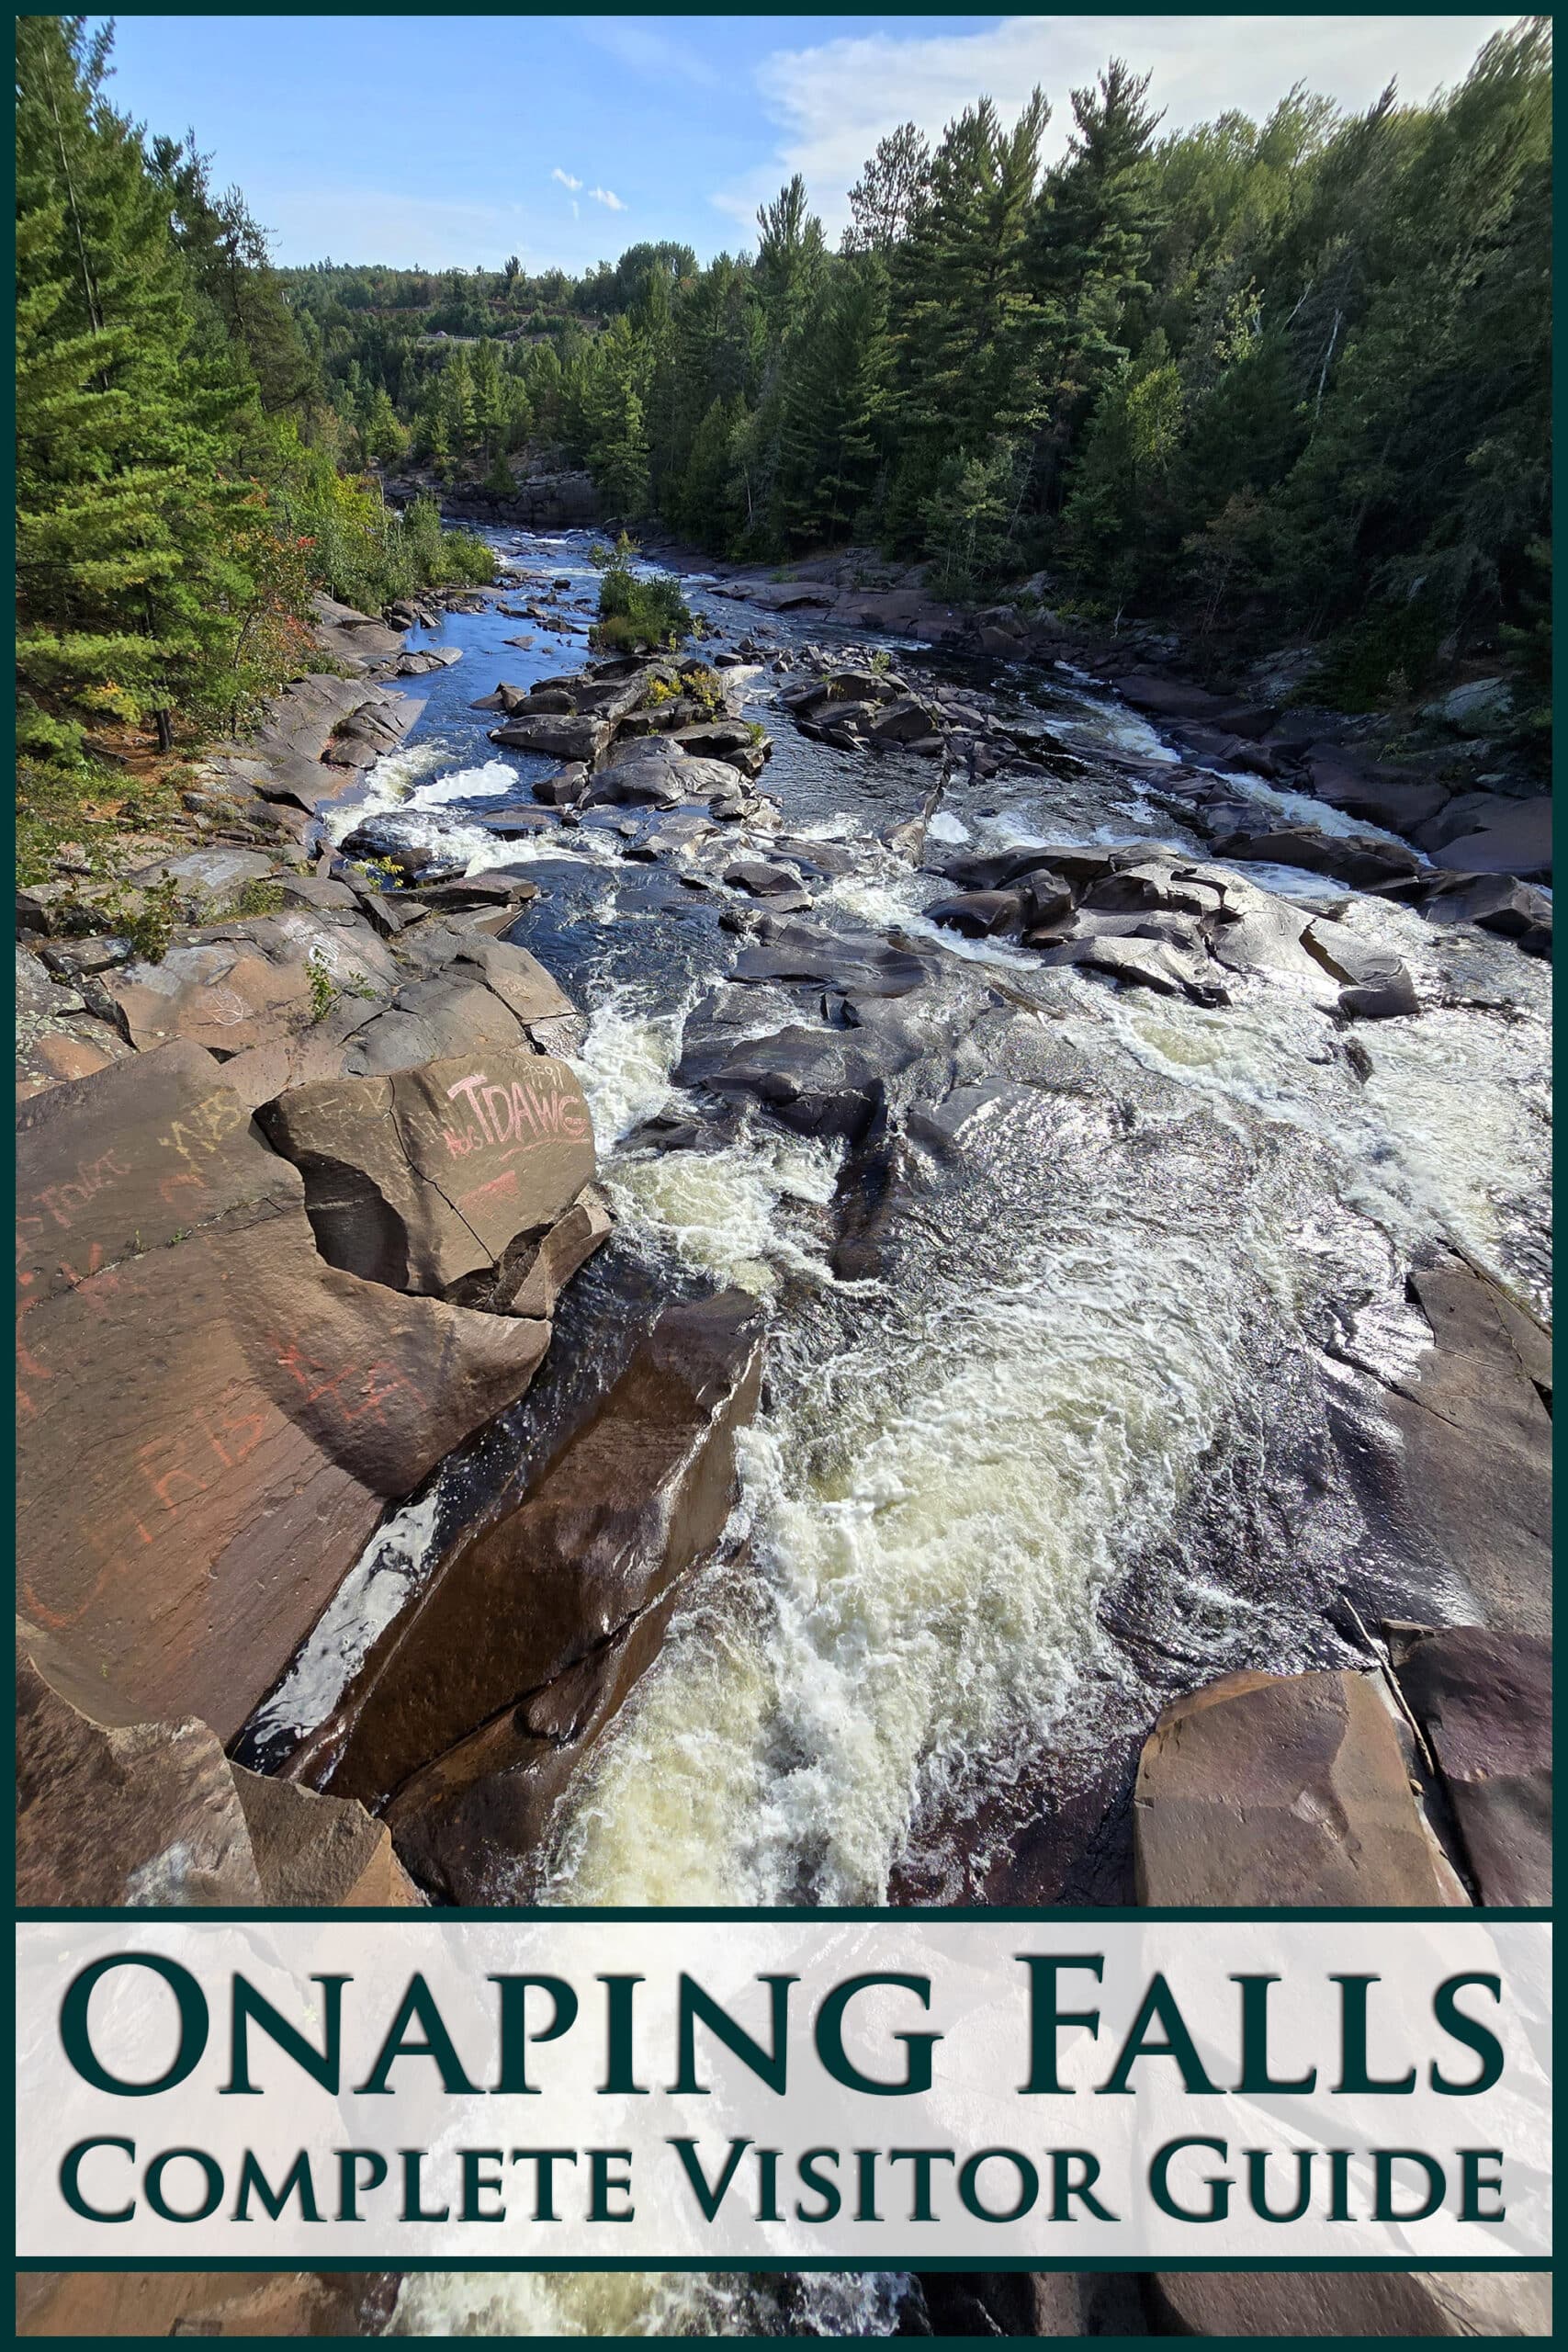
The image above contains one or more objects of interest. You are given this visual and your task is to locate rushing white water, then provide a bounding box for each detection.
[321,535,1550,2341]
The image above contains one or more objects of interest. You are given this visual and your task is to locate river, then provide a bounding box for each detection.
[243,531,1550,2335]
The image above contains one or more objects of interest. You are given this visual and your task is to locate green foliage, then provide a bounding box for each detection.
[306,950,336,1023]
[590,534,693,650]
[228,876,286,917]
[122,873,180,965]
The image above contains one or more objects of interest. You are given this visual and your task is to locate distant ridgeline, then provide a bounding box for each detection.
[281,19,1550,719]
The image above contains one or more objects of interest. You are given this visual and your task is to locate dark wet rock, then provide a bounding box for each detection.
[866,694,942,746]
[925,888,1027,938]
[317,1294,765,1890]
[917,2270,1147,2338]
[490,710,610,763]
[1305,752,1452,836]
[1389,1625,1551,1906]
[470,681,532,715]
[1111,671,1231,723]
[392,874,537,914]
[732,918,930,999]
[1418,870,1551,955]
[723,858,811,910]
[258,1049,595,1295]
[533,761,590,807]
[1134,1668,1466,1905]
[1211,821,1422,890]
[1429,792,1551,879]
[705,1024,889,1141]
[585,737,740,808]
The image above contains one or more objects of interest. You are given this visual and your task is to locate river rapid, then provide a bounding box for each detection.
[258,532,1548,2336]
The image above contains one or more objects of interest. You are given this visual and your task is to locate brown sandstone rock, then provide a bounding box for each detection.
[230,1765,421,1905]
[17,2269,398,2337]
[258,1049,595,1294]
[16,1625,263,1905]
[17,1052,554,1737]
[1133,1668,1467,1906]
[319,1291,766,1848]
[101,941,312,1055]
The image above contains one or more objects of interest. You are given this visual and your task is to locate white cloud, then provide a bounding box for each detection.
[551,166,583,192]
[590,186,627,212]
[714,13,1522,233]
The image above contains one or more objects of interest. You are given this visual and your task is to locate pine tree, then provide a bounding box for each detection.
[16,15,267,754]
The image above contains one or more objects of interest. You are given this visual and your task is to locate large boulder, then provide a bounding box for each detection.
[489,710,610,763]
[1211,822,1421,891]
[1133,1668,1467,1905]
[585,736,742,808]
[17,1046,556,1737]
[314,1293,765,1895]
[1390,1626,1551,1905]
[703,1025,888,1141]
[258,1049,595,1295]
[16,1625,263,1905]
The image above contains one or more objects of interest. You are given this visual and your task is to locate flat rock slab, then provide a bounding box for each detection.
[260,1048,595,1294]
[102,942,313,1055]
[1431,792,1551,879]
[1134,1668,1467,1905]
[17,1050,554,1737]
[732,918,930,999]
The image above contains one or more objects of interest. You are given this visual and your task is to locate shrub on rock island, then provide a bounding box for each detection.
[590,534,693,651]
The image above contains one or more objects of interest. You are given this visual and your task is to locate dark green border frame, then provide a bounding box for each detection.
[7,4,1559,2337]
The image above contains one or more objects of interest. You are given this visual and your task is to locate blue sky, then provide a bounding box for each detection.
[94,13,1522,273]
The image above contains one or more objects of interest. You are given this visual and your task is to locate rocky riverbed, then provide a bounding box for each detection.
[15,532,1551,2338]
